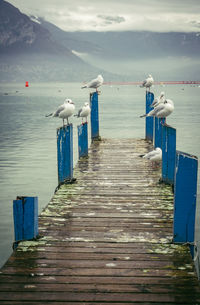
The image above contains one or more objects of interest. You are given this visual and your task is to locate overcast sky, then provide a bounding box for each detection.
[6,0,200,32]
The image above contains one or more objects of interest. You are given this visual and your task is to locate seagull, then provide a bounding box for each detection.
[151,91,165,108]
[74,102,91,123]
[140,99,174,125]
[140,74,154,91]
[81,74,104,92]
[46,99,75,126]
[140,147,162,162]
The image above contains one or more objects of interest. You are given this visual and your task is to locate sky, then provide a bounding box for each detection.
[5,0,200,32]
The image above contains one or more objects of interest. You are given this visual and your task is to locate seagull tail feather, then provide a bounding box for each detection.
[81,85,87,89]
[140,114,147,118]
[45,113,53,117]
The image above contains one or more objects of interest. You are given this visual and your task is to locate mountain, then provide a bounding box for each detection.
[0,0,114,82]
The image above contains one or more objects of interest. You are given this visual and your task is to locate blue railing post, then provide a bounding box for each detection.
[154,118,163,148]
[57,124,73,184]
[162,125,176,184]
[90,92,100,141]
[145,91,154,141]
[13,196,38,247]
[78,122,88,159]
[173,151,198,249]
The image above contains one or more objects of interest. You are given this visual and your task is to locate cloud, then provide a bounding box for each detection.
[97,15,126,26]
[5,0,200,32]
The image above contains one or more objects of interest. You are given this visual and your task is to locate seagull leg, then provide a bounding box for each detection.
[63,119,64,127]
[67,117,69,125]
[161,118,166,126]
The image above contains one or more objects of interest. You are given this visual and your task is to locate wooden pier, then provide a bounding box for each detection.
[0,138,200,304]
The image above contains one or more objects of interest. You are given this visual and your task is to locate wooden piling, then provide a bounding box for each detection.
[173,151,198,245]
[57,124,73,184]
[78,122,88,159]
[154,117,163,148]
[90,92,100,141]
[145,91,154,141]
[13,196,38,246]
[162,124,176,184]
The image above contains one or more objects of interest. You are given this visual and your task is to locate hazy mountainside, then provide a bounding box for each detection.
[38,18,102,56]
[0,0,200,82]
[68,31,200,60]
[0,0,114,82]
[40,18,200,81]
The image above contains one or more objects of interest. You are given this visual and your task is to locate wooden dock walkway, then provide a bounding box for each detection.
[0,138,200,304]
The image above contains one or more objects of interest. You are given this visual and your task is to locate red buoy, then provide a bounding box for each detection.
[25,81,29,87]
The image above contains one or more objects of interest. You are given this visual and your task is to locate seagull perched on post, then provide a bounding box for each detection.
[151,91,165,108]
[81,74,104,92]
[45,98,75,126]
[74,102,91,123]
[140,99,174,125]
[140,74,154,91]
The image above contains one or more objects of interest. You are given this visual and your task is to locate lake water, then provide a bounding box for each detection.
[0,82,200,268]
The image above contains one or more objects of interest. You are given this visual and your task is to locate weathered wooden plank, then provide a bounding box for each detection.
[1,266,196,278]
[0,291,200,303]
[1,282,200,294]
[0,274,198,286]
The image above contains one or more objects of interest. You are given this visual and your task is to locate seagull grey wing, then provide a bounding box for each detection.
[153,103,166,116]
[77,108,82,117]
[140,79,147,87]
[53,104,65,117]
[88,79,99,88]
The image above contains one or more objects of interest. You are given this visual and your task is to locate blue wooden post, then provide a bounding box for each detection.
[57,124,73,184]
[78,122,88,158]
[145,91,154,141]
[173,151,198,247]
[162,125,176,184]
[13,196,38,245]
[90,92,100,140]
[154,118,163,148]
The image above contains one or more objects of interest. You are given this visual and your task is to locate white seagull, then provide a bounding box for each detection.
[140,147,162,162]
[140,74,154,91]
[81,74,104,92]
[46,99,75,126]
[140,99,174,124]
[151,91,165,108]
[74,102,91,123]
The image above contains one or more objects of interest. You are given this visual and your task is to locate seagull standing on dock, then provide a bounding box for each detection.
[140,74,154,91]
[81,74,104,92]
[46,99,75,126]
[74,102,91,123]
[140,99,174,125]
[140,147,162,162]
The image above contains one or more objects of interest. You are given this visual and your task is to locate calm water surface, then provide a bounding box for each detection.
[0,82,200,267]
